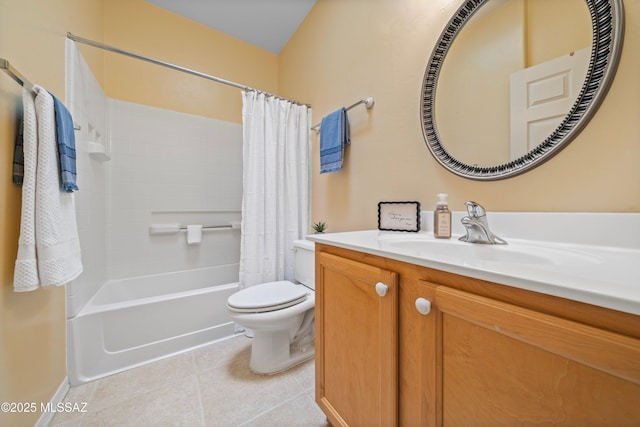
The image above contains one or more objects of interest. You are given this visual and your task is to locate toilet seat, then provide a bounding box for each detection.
[227,280,309,313]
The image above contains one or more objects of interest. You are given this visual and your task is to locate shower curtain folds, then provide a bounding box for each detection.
[240,91,311,289]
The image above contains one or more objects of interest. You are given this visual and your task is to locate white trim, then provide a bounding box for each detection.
[35,377,70,427]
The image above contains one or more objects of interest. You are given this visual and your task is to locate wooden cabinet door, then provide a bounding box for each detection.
[399,278,440,427]
[436,286,640,427]
[315,252,398,427]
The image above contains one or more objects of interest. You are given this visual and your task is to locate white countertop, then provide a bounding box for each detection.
[307,212,640,316]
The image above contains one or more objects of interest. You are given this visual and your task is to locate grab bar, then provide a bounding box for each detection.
[149,223,239,235]
[179,225,232,231]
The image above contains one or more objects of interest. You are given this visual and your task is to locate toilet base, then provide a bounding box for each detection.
[249,329,315,375]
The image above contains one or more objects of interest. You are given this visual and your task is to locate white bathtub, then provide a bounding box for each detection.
[67,265,239,385]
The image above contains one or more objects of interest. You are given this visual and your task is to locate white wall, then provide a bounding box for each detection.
[106,100,243,279]
[66,40,109,318]
[67,43,244,315]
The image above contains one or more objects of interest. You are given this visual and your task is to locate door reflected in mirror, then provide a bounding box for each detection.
[435,0,591,167]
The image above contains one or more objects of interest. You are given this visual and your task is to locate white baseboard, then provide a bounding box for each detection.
[35,377,70,427]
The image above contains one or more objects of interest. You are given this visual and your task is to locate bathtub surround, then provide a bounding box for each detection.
[64,45,244,385]
[65,38,109,319]
[240,91,311,289]
[67,266,238,385]
[107,98,242,279]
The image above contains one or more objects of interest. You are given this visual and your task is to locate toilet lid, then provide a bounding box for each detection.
[227,280,309,313]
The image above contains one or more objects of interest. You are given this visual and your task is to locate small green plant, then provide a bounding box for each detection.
[312,221,327,233]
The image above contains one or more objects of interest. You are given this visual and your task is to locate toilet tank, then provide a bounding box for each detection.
[293,239,315,290]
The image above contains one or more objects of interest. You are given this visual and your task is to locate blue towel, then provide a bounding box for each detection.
[52,95,79,192]
[12,118,24,185]
[320,108,350,174]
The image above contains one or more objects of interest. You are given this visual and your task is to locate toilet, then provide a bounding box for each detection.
[227,239,315,374]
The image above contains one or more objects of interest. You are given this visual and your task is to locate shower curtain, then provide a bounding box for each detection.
[239,91,311,289]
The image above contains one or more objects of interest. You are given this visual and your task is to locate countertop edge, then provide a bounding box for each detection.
[308,231,640,317]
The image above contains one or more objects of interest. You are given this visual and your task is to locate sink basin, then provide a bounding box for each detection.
[308,215,640,316]
[377,234,601,267]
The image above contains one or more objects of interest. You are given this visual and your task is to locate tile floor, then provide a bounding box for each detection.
[50,335,329,427]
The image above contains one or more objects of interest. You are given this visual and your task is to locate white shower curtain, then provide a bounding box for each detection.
[239,91,311,289]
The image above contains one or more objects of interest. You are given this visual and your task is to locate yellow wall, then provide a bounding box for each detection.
[437,0,524,166]
[0,1,103,425]
[102,0,278,123]
[526,0,592,66]
[279,0,640,232]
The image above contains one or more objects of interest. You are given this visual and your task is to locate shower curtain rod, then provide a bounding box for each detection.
[0,58,34,91]
[66,33,309,107]
[310,96,375,133]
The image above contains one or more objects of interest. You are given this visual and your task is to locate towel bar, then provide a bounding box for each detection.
[311,96,375,133]
[0,58,34,91]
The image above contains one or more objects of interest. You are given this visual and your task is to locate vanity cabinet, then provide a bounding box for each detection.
[315,243,640,427]
[315,251,398,427]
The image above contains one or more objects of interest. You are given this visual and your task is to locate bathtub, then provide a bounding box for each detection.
[67,265,239,385]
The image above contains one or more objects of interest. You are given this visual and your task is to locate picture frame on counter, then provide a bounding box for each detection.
[377,201,421,232]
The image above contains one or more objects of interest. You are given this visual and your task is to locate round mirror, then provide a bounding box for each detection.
[421,0,624,180]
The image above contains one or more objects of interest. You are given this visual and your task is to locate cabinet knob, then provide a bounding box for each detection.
[375,282,388,297]
[415,298,432,315]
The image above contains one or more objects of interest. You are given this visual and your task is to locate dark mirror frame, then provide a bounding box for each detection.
[421,0,625,180]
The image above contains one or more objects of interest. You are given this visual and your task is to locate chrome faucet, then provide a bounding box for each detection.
[459,201,507,245]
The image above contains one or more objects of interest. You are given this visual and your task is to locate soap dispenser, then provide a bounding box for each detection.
[434,193,451,239]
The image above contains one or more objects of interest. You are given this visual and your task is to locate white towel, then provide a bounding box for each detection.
[13,86,83,291]
[187,225,203,245]
[13,89,39,291]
